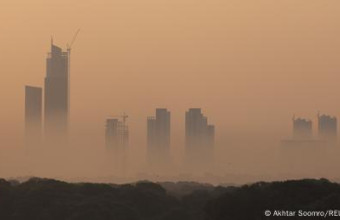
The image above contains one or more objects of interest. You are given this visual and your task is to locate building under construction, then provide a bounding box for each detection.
[105,114,129,175]
[105,116,129,152]
[44,31,79,146]
[44,42,70,144]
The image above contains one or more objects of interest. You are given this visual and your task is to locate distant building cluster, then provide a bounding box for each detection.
[25,41,215,173]
[282,113,337,148]
[27,40,340,175]
[104,108,215,172]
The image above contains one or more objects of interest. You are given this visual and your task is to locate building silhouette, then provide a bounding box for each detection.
[281,114,336,174]
[147,108,171,169]
[44,42,70,144]
[185,108,215,170]
[106,117,129,174]
[293,117,312,140]
[25,86,42,149]
[318,113,337,142]
[106,118,129,151]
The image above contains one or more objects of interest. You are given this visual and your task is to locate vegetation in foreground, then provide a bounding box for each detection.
[0,178,339,219]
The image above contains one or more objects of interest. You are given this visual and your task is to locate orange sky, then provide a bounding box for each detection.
[1,0,340,179]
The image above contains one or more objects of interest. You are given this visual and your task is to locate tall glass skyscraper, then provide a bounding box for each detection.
[44,43,69,143]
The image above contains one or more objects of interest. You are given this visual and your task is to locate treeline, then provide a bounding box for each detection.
[0,178,340,219]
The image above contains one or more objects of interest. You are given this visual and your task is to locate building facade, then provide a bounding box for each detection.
[293,117,312,140]
[147,108,171,169]
[318,114,337,142]
[185,108,215,170]
[44,43,69,144]
[25,86,43,149]
[106,118,129,174]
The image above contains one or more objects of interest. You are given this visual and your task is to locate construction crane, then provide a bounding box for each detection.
[108,113,129,125]
[66,29,80,114]
[67,29,80,54]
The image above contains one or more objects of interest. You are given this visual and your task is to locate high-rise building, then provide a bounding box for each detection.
[106,117,129,174]
[185,108,215,169]
[147,109,171,168]
[44,43,69,144]
[293,117,312,140]
[106,118,129,152]
[25,86,42,149]
[318,114,337,141]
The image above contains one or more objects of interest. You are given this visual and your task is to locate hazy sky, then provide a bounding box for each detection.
[1,0,340,179]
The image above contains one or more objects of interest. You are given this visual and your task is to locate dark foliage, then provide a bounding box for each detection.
[206,178,340,220]
[0,178,340,219]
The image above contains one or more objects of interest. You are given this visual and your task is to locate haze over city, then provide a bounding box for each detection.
[1,0,340,184]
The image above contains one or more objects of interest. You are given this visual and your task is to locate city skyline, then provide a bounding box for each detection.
[3,1,340,145]
[12,35,340,182]
[2,0,340,183]
[23,39,218,176]
[12,38,340,182]
[2,2,340,218]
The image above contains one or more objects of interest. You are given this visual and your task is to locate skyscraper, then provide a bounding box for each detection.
[185,108,215,170]
[147,108,171,169]
[105,117,129,174]
[25,86,42,149]
[318,114,337,142]
[44,42,69,144]
[106,118,129,152]
[293,117,312,140]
